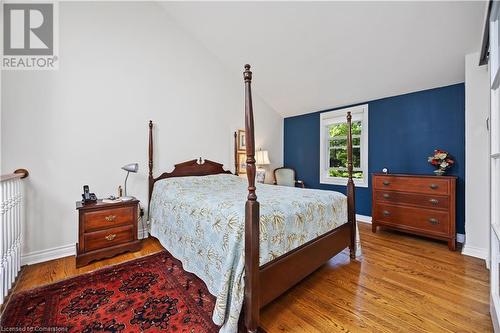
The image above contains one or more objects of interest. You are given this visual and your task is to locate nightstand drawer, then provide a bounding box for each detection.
[83,206,135,232]
[373,203,450,235]
[374,176,449,195]
[374,191,449,210]
[84,225,134,252]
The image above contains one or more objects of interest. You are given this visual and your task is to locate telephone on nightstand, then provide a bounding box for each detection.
[81,185,97,204]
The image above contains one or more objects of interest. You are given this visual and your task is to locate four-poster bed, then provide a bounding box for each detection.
[147,64,357,333]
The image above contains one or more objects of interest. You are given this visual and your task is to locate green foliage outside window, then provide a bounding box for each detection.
[329,169,364,179]
[328,120,363,179]
[329,121,362,137]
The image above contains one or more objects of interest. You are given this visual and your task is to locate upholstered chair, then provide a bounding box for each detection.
[273,167,305,188]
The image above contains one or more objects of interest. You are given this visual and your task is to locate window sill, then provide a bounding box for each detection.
[320,177,368,188]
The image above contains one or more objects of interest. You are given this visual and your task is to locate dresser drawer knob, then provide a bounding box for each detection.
[383,210,390,217]
[105,234,117,241]
[382,180,390,186]
[429,199,439,205]
[428,218,439,225]
[429,184,439,190]
[383,193,390,199]
[105,215,117,222]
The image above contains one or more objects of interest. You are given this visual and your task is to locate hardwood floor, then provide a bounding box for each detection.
[12,238,165,293]
[8,223,492,332]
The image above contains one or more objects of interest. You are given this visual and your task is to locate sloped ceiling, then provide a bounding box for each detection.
[161,1,486,117]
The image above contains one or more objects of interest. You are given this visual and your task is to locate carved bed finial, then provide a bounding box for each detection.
[346,112,353,181]
[244,64,252,82]
[244,64,256,201]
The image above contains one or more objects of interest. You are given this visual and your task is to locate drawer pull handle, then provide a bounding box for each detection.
[383,181,390,186]
[383,193,390,199]
[428,218,439,225]
[429,199,439,205]
[105,234,117,241]
[105,215,116,222]
[383,210,390,217]
[429,184,439,190]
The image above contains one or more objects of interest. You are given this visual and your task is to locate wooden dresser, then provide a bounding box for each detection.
[372,174,457,250]
[76,199,142,267]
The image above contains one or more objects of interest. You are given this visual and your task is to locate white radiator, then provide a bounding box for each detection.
[1,171,27,305]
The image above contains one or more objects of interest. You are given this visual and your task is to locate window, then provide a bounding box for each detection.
[319,104,368,187]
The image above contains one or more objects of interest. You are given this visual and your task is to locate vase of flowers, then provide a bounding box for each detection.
[428,149,454,176]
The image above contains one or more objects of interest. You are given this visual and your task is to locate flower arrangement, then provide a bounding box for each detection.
[428,149,454,176]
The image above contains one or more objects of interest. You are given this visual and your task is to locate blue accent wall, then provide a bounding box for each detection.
[284,83,465,234]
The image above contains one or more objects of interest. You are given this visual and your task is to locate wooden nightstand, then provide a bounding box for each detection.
[75,199,142,267]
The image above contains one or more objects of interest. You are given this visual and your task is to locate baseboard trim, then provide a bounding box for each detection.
[22,226,150,266]
[356,214,465,244]
[21,243,75,266]
[356,214,372,224]
[462,244,489,261]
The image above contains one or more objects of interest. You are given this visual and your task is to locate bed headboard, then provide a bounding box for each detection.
[147,121,234,208]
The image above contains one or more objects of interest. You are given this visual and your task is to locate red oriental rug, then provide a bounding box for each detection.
[1,251,219,332]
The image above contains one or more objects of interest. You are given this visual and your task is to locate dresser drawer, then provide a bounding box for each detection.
[373,203,450,235]
[83,206,135,232]
[84,225,134,252]
[374,191,449,210]
[374,176,449,195]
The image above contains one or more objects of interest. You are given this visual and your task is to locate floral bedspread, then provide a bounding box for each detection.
[149,174,360,333]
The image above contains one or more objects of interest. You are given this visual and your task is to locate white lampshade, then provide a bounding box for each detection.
[122,163,138,173]
[121,163,138,199]
[255,150,271,165]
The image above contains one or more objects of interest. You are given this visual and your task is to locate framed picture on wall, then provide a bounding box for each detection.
[238,129,246,151]
[237,152,247,174]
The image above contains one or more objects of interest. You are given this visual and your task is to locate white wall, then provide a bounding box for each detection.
[464,52,490,262]
[1,2,283,262]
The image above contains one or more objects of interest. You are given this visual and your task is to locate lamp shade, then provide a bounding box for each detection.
[121,163,139,173]
[255,150,271,165]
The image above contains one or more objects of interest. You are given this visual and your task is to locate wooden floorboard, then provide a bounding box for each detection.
[8,223,492,332]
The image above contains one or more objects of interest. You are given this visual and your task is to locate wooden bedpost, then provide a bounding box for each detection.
[346,112,357,260]
[234,131,239,176]
[148,120,154,217]
[243,64,261,333]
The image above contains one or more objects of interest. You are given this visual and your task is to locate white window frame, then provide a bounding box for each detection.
[319,104,368,187]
